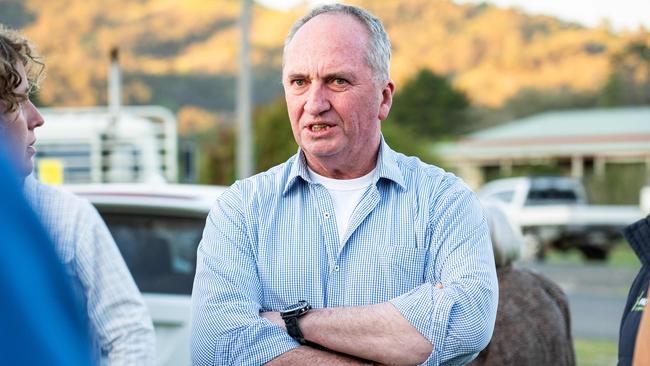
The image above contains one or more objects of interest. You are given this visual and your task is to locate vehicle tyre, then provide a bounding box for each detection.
[579,245,609,261]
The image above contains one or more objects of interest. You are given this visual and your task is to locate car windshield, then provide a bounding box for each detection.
[525,188,579,205]
[101,212,205,295]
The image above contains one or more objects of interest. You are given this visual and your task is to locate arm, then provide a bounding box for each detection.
[390,188,498,365]
[191,184,302,365]
[192,185,400,365]
[76,201,156,365]
[265,345,376,366]
[263,302,433,365]
[265,188,496,365]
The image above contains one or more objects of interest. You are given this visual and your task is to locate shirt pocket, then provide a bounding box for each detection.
[379,245,427,296]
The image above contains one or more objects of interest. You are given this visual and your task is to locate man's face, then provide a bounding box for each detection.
[0,62,44,177]
[282,13,394,178]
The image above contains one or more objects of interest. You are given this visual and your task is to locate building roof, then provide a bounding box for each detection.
[438,107,650,163]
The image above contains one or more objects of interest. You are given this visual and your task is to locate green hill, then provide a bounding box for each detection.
[3,0,649,113]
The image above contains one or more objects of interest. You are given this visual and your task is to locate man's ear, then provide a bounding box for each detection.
[378,80,395,121]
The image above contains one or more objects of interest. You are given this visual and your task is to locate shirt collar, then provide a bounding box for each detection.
[282,135,406,196]
[375,136,406,191]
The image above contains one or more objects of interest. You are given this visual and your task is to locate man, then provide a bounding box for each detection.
[191,4,498,365]
[0,26,155,365]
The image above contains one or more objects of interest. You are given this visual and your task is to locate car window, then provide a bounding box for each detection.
[100,212,205,295]
[485,190,515,203]
[525,188,578,205]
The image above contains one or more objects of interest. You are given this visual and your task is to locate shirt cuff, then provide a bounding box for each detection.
[389,283,455,365]
[219,319,301,365]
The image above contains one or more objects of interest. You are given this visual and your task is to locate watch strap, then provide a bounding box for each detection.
[284,315,306,344]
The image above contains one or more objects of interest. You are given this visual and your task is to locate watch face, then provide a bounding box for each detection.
[281,300,311,318]
[283,301,307,313]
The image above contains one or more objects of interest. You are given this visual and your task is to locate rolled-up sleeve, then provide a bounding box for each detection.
[390,188,498,366]
[191,183,299,365]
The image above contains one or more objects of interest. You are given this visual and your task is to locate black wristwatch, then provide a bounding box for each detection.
[280,300,312,344]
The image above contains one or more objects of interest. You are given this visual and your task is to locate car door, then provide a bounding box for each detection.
[99,209,206,366]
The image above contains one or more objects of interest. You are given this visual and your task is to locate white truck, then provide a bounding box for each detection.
[33,105,178,184]
[478,176,646,260]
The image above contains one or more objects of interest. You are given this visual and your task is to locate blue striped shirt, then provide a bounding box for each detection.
[24,177,156,365]
[191,139,498,365]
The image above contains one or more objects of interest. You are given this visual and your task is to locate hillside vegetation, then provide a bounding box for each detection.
[3,0,647,113]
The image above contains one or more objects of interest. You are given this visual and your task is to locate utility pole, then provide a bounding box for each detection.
[237,0,253,179]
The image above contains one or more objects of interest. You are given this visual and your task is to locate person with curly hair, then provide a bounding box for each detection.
[0,25,156,365]
[0,25,45,176]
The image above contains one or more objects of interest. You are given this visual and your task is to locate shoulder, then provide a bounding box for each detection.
[25,180,105,260]
[26,179,89,212]
[389,150,481,225]
[26,179,104,235]
[220,155,298,206]
[391,149,472,200]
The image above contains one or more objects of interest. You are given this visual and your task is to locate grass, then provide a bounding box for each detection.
[574,338,618,366]
[546,242,640,269]
[546,243,635,365]
[608,244,641,268]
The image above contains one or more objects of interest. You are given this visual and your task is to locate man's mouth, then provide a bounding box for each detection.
[310,124,330,132]
[307,122,335,132]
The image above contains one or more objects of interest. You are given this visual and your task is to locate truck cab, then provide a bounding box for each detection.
[479,176,642,260]
[33,106,177,184]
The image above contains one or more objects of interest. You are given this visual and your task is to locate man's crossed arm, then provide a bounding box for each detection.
[262,285,444,366]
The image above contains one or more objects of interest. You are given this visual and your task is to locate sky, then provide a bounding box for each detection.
[255,0,650,31]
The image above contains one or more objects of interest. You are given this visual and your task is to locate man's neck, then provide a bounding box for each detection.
[305,152,378,180]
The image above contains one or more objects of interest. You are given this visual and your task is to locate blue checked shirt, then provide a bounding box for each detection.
[24,177,156,365]
[191,139,498,365]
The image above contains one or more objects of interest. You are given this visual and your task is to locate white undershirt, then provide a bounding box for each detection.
[308,167,376,245]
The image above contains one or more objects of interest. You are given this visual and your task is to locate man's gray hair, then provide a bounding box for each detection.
[283,3,392,83]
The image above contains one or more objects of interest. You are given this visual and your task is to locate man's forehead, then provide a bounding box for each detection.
[288,12,368,48]
[284,13,369,70]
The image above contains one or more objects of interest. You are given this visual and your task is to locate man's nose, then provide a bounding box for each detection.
[25,100,44,129]
[304,84,330,116]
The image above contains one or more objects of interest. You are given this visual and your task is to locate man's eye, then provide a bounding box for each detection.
[334,78,347,85]
[293,79,306,86]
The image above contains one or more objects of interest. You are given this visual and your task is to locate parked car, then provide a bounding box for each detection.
[67,183,227,366]
[478,176,644,260]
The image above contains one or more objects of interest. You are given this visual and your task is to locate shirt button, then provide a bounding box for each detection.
[324,212,331,219]
[333,265,340,272]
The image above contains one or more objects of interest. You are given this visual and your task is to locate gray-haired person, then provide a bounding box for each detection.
[467,201,575,366]
[191,4,498,365]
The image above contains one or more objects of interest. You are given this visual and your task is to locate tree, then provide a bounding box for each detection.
[388,69,470,139]
[254,97,297,173]
[599,41,650,106]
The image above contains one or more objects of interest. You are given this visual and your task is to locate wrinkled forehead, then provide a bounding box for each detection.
[283,13,370,72]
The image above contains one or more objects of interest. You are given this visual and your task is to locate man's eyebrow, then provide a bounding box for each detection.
[323,71,355,80]
[284,71,357,82]
[285,73,307,80]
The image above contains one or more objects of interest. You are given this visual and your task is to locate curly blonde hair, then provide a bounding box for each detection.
[0,25,45,114]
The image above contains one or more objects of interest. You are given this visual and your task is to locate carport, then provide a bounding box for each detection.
[437,107,650,195]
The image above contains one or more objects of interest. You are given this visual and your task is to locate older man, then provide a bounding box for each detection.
[191,4,498,365]
[0,26,155,365]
